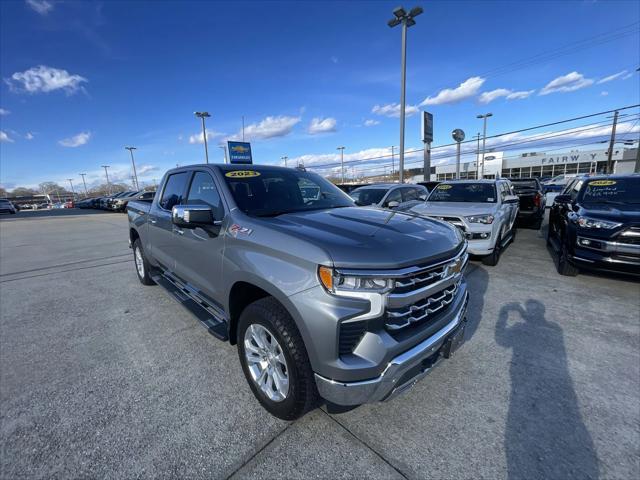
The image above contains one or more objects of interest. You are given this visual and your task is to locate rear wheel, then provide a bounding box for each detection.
[482,232,502,266]
[237,297,320,420]
[132,238,155,285]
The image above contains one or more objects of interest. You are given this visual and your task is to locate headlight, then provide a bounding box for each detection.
[465,214,494,224]
[575,216,621,229]
[318,266,394,295]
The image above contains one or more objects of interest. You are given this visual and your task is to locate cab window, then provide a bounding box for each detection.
[186,172,224,219]
[401,187,419,202]
[159,172,188,210]
[569,180,583,201]
[384,188,402,206]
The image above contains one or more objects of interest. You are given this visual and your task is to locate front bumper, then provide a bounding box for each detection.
[314,290,469,405]
[571,236,640,275]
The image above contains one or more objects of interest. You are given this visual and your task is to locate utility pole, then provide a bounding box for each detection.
[101,165,112,195]
[474,133,481,179]
[452,129,465,180]
[281,156,288,168]
[194,111,211,164]
[391,145,395,182]
[79,173,88,197]
[125,147,140,190]
[219,145,228,163]
[388,6,423,184]
[337,146,346,184]
[477,113,493,179]
[635,142,640,173]
[606,110,619,174]
[66,179,75,200]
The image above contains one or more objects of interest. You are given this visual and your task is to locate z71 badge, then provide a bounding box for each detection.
[229,224,253,237]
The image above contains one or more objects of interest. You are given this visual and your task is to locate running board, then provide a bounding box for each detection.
[500,231,514,248]
[152,272,228,341]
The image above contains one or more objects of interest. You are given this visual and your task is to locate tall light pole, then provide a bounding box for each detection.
[125,147,140,190]
[388,6,423,184]
[337,146,346,184]
[101,165,112,195]
[194,111,211,164]
[79,173,89,197]
[474,132,481,179]
[477,113,493,178]
[452,129,465,180]
[219,145,228,163]
[66,179,75,199]
[281,156,288,168]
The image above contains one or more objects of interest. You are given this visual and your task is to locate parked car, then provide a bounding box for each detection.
[409,179,519,266]
[542,173,581,205]
[128,165,470,420]
[110,191,141,212]
[0,199,17,214]
[547,174,640,277]
[508,177,546,229]
[349,183,428,210]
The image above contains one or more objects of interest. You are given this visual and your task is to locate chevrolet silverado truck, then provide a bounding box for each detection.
[509,177,546,229]
[409,179,519,266]
[127,164,469,420]
[547,174,640,276]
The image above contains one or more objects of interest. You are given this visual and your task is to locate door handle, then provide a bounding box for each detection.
[150,219,157,224]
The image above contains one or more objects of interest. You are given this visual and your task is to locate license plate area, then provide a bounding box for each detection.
[441,322,466,359]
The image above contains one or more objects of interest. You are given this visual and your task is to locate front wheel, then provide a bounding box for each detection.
[557,242,579,276]
[482,232,502,266]
[237,297,320,420]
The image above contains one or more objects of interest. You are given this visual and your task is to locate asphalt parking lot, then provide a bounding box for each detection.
[1,210,639,479]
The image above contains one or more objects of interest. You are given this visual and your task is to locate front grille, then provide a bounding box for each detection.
[429,216,465,230]
[338,321,367,356]
[393,263,448,294]
[386,283,458,330]
[618,227,640,246]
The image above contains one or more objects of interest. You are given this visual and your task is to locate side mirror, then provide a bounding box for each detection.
[387,201,400,209]
[172,205,216,228]
[554,194,572,205]
[419,194,427,201]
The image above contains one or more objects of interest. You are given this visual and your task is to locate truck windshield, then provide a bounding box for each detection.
[222,168,354,216]
[349,188,387,206]
[580,178,640,205]
[428,183,497,203]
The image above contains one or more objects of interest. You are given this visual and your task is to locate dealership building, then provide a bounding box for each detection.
[428,146,638,181]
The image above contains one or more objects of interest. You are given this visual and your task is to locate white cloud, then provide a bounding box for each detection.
[622,72,634,80]
[58,132,91,147]
[6,65,87,95]
[0,131,14,143]
[364,119,380,127]
[308,117,337,134]
[596,70,628,84]
[539,71,594,96]
[25,0,53,15]
[0,108,10,116]
[228,115,301,141]
[372,103,419,118]
[506,90,535,100]
[25,132,35,140]
[188,129,224,144]
[601,91,609,96]
[421,76,485,106]
[478,88,512,104]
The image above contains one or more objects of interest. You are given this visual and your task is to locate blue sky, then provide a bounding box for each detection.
[0,0,639,190]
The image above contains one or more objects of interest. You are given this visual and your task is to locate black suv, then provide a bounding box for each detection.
[547,175,640,276]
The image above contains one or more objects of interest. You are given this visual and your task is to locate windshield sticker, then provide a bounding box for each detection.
[225,171,261,178]
[229,224,253,236]
[487,198,495,202]
[588,180,616,187]
[437,184,452,190]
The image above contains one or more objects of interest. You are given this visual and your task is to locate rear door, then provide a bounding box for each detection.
[171,170,227,304]
[148,171,190,272]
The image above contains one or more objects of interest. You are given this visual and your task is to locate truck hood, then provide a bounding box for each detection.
[578,204,640,223]
[259,207,463,269]
[410,201,498,218]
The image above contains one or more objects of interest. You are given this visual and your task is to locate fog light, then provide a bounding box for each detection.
[579,238,591,246]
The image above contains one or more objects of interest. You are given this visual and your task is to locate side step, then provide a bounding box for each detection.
[152,273,228,341]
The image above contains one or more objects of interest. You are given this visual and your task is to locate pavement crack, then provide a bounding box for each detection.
[321,409,410,480]
[0,259,132,283]
[224,422,292,479]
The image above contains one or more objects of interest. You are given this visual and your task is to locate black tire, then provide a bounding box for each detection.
[482,232,502,266]
[237,297,320,420]
[132,238,155,285]
[557,242,579,276]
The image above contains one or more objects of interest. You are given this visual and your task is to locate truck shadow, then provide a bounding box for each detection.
[496,300,599,480]
[463,264,488,342]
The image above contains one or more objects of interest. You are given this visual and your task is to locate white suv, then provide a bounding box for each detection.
[409,180,519,266]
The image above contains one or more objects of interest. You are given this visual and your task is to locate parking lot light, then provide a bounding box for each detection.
[79,173,89,197]
[194,111,211,164]
[125,147,140,190]
[477,113,493,179]
[101,165,112,195]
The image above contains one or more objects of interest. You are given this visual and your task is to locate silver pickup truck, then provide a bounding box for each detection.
[127,164,469,419]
